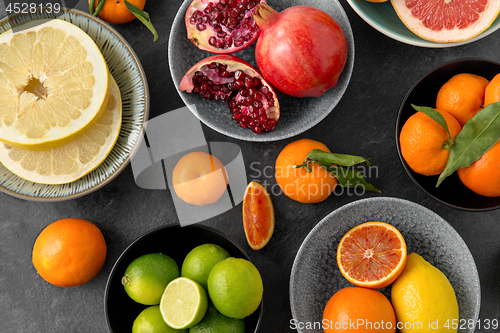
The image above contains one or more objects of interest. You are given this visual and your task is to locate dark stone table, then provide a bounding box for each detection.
[0,0,499,332]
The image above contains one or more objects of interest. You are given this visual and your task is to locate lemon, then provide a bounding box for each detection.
[391,253,459,333]
[160,277,208,330]
[181,244,229,291]
[0,19,110,150]
[207,257,263,319]
[122,253,180,306]
[0,75,121,185]
[132,305,188,333]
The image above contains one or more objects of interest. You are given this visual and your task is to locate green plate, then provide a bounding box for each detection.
[347,0,500,47]
[0,9,149,201]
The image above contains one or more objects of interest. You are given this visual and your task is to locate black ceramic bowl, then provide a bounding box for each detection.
[105,224,262,332]
[396,59,500,211]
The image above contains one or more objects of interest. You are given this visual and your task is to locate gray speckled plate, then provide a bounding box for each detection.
[168,0,354,142]
[290,197,480,333]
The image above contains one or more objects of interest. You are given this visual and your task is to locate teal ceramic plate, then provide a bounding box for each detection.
[0,9,149,201]
[347,0,500,47]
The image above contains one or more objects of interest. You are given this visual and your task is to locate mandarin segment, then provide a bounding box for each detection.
[337,222,407,289]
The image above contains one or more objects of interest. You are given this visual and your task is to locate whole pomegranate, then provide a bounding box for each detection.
[179,55,280,134]
[253,4,348,97]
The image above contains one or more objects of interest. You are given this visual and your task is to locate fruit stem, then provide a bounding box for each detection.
[253,3,279,29]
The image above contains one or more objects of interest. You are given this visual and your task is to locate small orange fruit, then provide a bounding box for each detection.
[275,139,337,203]
[89,0,146,25]
[436,73,489,126]
[32,218,107,287]
[457,140,500,197]
[484,73,500,107]
[242,181,275,250]
[323,287,396,333]
[172,151,228,206]
[399,108,461,176]
[337,222,407,289]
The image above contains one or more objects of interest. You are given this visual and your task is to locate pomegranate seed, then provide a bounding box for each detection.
[209,36,217,46]
[197,23,207,31]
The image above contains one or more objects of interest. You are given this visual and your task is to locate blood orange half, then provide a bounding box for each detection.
[391,0,500,43]
[242,181,275,250]
[337,221,407,289]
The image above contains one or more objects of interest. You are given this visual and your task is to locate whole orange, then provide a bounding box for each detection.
[275,139,337,203]
[323,287,396,333]
[172,151,228,206]
[457,140,500,197]
[399,109,461,176]
[436,73,489,126]
[484,73,500,107]
[32,218,107,287]
[89,0,146,25]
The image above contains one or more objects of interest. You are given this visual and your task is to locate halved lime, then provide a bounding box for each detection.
[159,277,208,329]
[207,257,263,319]
[181,243,229,290]
[132,305,188,333]
[122,253,180,305]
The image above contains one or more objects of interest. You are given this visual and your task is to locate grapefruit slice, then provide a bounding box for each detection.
[242,181,275,250]
[337,221,407,289]
[391,0,500,43]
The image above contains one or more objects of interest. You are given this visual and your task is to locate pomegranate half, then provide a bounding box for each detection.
[253,4,348,97]
[185,0,266,54]
[179,55,280,134]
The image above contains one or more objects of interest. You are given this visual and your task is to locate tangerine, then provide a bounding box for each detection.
[32,218,107,287]
[337,222,407,289]
[399,108,461,176]
[457,140,500,197]
[436,73,489,126]
[90,0,146,25]
[172,151,228,206]
[323,287,396,333]
[242,182,275,250]
[275,139,337,203]
[484,73,500,107]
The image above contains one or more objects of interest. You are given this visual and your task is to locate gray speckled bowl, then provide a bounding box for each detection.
[168,0,354,142]
[290,197,480,333]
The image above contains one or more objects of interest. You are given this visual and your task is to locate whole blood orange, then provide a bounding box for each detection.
[323,287,396,333]
[337,222,407,289]
[172,151,228,206]
[391,0,500,43]
[32,218,107,287]
[242,181,275,250]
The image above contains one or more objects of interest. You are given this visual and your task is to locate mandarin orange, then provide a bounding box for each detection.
[400,109,461,176]
[323,287,396,333]
[484,73,500,107]
[275,139,337,203]
[436,73,488,126]
[172,151,228,206]
[90,0,146,24]
[32,218,106,287]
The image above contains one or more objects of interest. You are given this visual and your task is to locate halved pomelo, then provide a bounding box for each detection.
[242,181,275,250]
[391,0,500,43]
[0,75,121,185]
[337,221,407,289]
[0,19,110,150]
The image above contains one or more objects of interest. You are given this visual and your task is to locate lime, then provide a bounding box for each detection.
[122,253,180,305]
[189,303,245,333]
[181,244,230,290]
[160,277,208,329]
[207,257,263,319]
[132,305,188,333]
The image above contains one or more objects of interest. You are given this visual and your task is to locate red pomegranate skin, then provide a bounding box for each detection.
[254,5,348,97]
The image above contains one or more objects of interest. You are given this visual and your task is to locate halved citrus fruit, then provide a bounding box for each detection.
[391,0,500,43]
[242,181,275,250]
[0,19,110,150]
[337,221,407,289]
[0,75,121,185]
